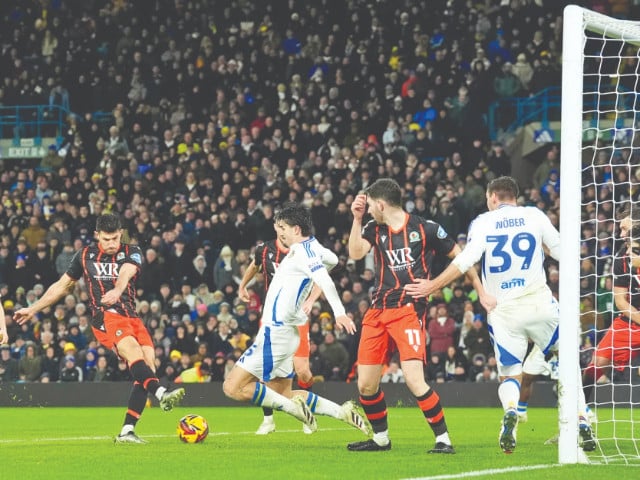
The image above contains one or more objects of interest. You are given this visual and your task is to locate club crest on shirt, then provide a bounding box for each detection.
[115,329,123,337]
[437,226,447,239]
[409,231,420,243]
[116,252,125,261]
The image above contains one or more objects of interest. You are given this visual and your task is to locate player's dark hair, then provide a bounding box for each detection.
[365,178,402,207]
[275,202,313,236]
[487,176,519,201]
[96,213,122,233]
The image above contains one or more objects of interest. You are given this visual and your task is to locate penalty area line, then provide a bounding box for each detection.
[400,464,559,480]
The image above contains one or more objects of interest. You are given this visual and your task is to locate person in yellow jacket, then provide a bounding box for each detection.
[175,360,211,383]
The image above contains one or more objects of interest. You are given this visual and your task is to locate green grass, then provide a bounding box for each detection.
[2,406,640,479]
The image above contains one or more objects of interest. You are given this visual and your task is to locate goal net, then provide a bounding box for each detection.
[560,5,640,465]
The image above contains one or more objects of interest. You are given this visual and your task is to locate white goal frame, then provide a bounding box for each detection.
[560,5,640,465]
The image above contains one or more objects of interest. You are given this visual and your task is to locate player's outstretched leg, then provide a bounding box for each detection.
[292,396,317,433]
[499,409,518,454]
[339,400,372,436]
[159,387,186,411]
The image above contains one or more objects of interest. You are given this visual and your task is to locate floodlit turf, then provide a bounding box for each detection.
[1,406,639,479]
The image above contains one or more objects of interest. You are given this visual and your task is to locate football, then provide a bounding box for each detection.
[177,414,209,443]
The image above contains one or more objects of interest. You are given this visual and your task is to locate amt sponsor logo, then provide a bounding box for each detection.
[500,278,525,289]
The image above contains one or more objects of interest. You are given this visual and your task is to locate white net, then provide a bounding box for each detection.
[578,10,640,465]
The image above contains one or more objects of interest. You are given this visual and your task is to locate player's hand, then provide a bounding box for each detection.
[335,314,357,334]
[350,194,367,221]
[101,289,122,306]
[403,279,435,299]
[479,292,497,313]
[13,307,36,325]
[0,327,8,345]
[238,286,250,303]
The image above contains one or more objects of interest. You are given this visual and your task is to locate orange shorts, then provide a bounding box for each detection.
[595,317,640,370]
[357,304,426,365]
[92,311,154,351]
[295,322,310,358]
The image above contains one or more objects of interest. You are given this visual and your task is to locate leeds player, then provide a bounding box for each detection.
[223,203,371,437]
[238,231,322,435]
[404,176,582,453]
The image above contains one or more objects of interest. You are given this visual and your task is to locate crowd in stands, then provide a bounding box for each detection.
[0,0,626,385]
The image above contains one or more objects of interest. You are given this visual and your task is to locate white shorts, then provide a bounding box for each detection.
[488,291,559,377]
[236,325,299,382]
[523,343,558,379]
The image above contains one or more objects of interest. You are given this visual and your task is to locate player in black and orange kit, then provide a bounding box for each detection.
[14,214,185,443]
[583,219,640,405]
[238,235,321,435]
[348,178,490,453]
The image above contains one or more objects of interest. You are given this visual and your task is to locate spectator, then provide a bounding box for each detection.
[41,345,60,382]
[18,343,43,382]
[213,245,238,291]
[427,304,456,357]
[426,353,446,383]
[444,346,468,382]
[0,344,19,382]
[89,355,115,382]
[318,331,350,381]
[381,360,405,383]
[59,355,83,382]
[476,365,499,383]
[464,315,493,361]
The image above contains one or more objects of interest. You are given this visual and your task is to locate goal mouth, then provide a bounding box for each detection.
[561,5,640,466]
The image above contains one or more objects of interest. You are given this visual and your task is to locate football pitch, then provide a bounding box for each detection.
[1,406,639,480]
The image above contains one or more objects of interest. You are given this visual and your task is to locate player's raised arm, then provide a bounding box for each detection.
[238,260,260,303]
[348,193,372,260]
[13,273,77,325]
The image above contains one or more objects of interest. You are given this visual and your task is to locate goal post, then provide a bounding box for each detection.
[559,4,583,465]
[560,5,640,465]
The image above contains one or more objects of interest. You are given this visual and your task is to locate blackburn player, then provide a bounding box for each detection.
[14,214,185,443]
[583,225,640,410]
[347,178,489,453]
[224,202,371,438]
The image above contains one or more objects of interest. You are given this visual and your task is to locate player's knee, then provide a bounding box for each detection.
[357,377,380,396]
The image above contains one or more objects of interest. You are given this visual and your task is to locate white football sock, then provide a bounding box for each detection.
[498,378,521,412]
